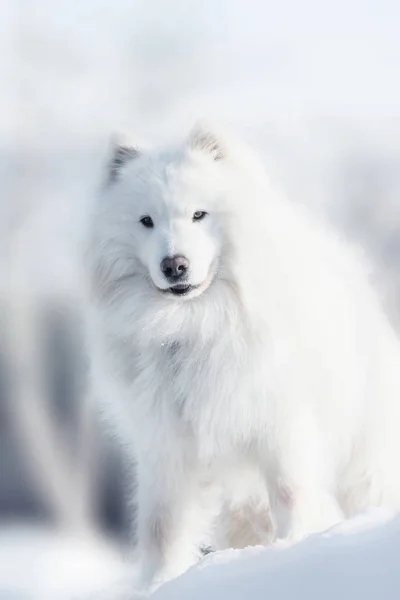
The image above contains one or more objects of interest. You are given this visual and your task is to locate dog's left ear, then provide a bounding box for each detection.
[106,134,141,184]
[188,121,225,161]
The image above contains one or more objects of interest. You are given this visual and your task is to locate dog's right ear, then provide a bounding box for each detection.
[106,134,140,185]
[188,121,226,161]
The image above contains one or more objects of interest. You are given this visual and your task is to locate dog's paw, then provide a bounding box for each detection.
[270,537,297,551]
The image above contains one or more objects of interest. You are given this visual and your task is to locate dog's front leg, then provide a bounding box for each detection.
[133,436,210,593]
[267,425,344,542]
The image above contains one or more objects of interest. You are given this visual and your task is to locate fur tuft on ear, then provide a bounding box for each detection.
[188,122,225,161]
[107,134,140,184]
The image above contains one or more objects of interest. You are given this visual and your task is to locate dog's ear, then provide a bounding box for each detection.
[188,121,225,161]
[106,134,140,184]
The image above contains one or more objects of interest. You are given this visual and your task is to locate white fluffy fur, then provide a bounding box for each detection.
[84,122,400,592]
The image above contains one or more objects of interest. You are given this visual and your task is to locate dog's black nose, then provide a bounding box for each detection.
[161,256,189,280]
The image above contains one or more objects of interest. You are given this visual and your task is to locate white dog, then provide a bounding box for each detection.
[84,123,400,593]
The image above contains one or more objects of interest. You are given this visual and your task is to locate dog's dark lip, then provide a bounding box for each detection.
[164,284,196,296]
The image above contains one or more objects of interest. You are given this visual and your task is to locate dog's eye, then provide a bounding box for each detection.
[140,216,154,228]
[193,211,207,222]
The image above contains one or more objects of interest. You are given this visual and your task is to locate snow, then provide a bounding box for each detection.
[1,511,400,600]
[0,526,129,600]
[152,510,400,600]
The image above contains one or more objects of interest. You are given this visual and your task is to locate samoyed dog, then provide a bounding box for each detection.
[84,122,400,592]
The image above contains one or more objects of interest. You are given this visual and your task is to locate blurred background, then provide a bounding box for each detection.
[1,0,400,597]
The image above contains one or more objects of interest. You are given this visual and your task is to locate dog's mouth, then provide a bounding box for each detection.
[163,283,198,296]
[154,280,209,299]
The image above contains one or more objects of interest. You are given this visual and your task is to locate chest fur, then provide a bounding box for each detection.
[136,336,276,454]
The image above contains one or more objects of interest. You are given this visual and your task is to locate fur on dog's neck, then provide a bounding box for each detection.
[91,258,256,357]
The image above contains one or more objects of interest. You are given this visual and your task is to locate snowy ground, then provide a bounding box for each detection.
[152,510,400,600]
[1,510,399,600]
[0,526,129,600]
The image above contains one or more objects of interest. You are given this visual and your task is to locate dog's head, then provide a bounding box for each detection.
[96,123,235,302]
